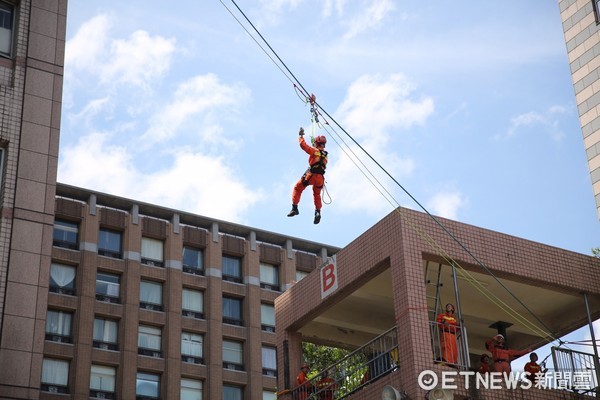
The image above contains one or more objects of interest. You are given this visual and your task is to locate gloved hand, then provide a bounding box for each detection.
[299,127,305,136]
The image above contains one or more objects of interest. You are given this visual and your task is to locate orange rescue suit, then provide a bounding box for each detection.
[486,339,528,374]
[436,312,460,364]
[296,370,311,400]
[524,361,543,383]
[291,136,328,210]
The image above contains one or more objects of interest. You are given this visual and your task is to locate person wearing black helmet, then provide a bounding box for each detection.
[287,127,328,224]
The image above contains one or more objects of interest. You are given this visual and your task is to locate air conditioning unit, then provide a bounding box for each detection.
[427,388,454,400]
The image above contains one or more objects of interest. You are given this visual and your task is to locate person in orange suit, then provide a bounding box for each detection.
[436,303,460,364]
[524,352,547,384]
[477,353,491,374]
[485,334,530,374]
[287,127,328,224]
[315,369,338,400]
[296,362,313,400]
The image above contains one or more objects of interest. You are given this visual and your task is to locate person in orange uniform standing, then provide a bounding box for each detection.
[524,352,547,384]
[315,369,338,400]
[436,303,460,364]
[296,362,312,400]
[477,354,491,375]
[287,127,328,224]
[485,334,530,374]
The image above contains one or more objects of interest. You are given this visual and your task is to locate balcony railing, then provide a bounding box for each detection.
[428,320,469,370]
[552,346,599,396]
[290,326,399,400]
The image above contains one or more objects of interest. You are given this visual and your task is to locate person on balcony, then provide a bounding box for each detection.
[485,334,530,374]
[477,353,491,374]
[296,362,313,400]
[436,303,460,364]
[524,352,547,384]
[315,369,338,400]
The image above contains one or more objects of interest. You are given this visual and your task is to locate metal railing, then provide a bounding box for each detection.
[552,346,599,396]
[428,320,469,369]
[290,327,398,400]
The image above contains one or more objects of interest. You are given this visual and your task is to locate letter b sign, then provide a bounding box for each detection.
[320,255,338,299]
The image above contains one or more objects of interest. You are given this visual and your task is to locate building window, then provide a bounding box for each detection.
[222,255,242,283]
[98,229,122,259]
[41,358,69,394]
[181,332,204,364]
[222,340,243,371]
[296,270,309,282]
[260,303,275,333]
[182,288,204,319]
[136,372,160,400]
[52,219,79,250]
[181,378,202,400]
[0,148,4,192]
[594,0,600,23]
[96,272,120,303]
[140,280,163,311]
[262,346,277,377]
[260,263,280,291]
[93,317,118,351]
[49,263,76,295]
[222,296,243,326]
[45,310,73,343]
[263,391,277,400]
[182,246,204,275]
[138,325,162,358]
[90,365,116,400]
[0,3,14,57]
[222,385,242,400]
[141,237,164,267]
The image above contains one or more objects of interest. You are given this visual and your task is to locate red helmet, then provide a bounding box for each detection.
[315,135,326,146]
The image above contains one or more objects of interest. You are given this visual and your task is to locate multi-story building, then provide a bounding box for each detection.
[559,0,600,218]
[44,183,339,400]
[275,207,600,399]
[0,0,67,398]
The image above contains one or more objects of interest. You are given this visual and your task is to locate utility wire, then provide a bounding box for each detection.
[220,0,563,346]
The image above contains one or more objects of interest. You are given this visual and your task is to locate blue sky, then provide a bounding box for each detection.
[60,0,599,369]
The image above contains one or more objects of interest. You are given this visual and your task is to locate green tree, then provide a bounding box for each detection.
[593,247,600,258]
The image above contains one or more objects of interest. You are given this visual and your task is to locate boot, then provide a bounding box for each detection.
[287,204,299,217]
[313,209,321,224]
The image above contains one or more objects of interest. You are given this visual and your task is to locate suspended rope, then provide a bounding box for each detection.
[218,0,568,348]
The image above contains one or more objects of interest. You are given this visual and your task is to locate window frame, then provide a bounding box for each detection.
[222,296,243,326]
[222,339,244,371]
[261,346,277,377]
[259,262,280,291]
[180,378,202,400]
[136,372,160,400]
[260,303,275,333]
[45,309,73,344]
[89,365,116,399]
[182,288,204,319]
[41,358,70,394]
[49,263,76,296]
[139,280,163,311]
[52,219,79,250]
[222,255,242,283]
[141,237,164,267]
[222,384,243,400]
[181,332,204,365]
[138,325,162,358]
[98,228,122,259]
[182,246,204,275]
[93,317,119,351]
[0,2,15,58]
[96,271,121,303]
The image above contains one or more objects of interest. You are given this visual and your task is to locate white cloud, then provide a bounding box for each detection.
[141,74,251,146]
[501,106,570,141]
[57,133,264,222]
[65,14,110,71]
[342,0,395,39]
[327,73,433,214]
[258,0,303,25]
[426,190,467,220]
[65,13,176,91]
[322,0,348,18]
